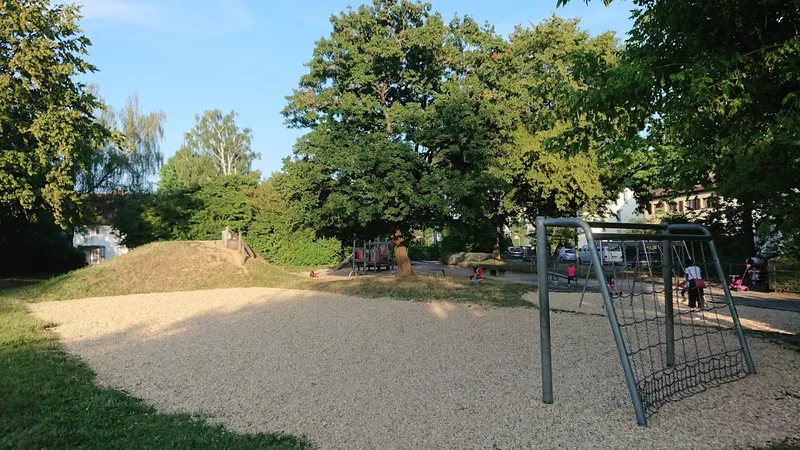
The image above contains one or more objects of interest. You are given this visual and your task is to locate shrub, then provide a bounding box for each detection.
[770,257,800,293]
[247,225,343,267]
[0,212,86,275]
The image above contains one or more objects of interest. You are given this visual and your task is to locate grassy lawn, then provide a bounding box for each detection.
[0,300,308,449]
[8,241,534,307]
[309,275,533,307]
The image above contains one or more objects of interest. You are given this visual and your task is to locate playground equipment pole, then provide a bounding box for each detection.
[541,217,647,426]
[662,231,674,367]
[536,217,553,404]
[709,239,757,374]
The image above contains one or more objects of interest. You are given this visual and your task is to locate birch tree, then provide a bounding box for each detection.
[78,89,166,194]
[183,110,258,176]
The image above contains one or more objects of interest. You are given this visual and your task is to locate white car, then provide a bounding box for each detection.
[579,244,624,265]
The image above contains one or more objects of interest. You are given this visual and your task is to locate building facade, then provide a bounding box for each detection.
[644,186,716,219]
[73,225,128,265]
[578,188,644,247]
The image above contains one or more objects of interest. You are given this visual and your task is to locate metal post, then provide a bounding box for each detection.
[581,223,648,426]
[536,217,553,404]
[708,239,756,374]
[662,235,674,367]
[578,257,592,308]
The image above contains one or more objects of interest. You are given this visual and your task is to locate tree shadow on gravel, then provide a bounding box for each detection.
[39,291,800,449]
[0,299,309,450]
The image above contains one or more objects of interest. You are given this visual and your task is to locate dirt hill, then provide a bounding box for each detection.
[12,241,285,303]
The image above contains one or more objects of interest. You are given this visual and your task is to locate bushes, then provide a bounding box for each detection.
[770,258,800,294]
[188,176,256,240]
[0,212,86,276]
[247,219,342,267]
[108,174,344,267]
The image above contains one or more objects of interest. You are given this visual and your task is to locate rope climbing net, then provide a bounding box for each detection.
[535,218,755,427]
[604,239,749,416]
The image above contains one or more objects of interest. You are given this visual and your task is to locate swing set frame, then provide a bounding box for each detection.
[535,217,755,426]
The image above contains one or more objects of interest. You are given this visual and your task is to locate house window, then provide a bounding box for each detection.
[687,198,699,210]
[85,246,105,265]
[678,201,684,212]
[703,198,713,209]
[668,203,677,212]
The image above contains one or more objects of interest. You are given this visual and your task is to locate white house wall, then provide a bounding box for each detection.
[73,226,128,261]
[578,188,644,247]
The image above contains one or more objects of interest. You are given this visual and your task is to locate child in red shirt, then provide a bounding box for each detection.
[567,263,576,286]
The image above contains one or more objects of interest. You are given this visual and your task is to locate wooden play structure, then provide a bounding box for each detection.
[348,238,396,277]
[221,226,256,263]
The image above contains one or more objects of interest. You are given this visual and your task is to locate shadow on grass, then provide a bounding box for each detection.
[0,274,59,292]
[0,301,309,449]
[308,277,535,307]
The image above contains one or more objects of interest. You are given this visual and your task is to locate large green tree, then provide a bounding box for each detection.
[565,0,800,255]
[0,0,109,228]
[159,109,259,192]
[158,146,217,191]
[481,17,620,224]
[183,109,258,176]
[283,0,468,276]
[282,3,622,275]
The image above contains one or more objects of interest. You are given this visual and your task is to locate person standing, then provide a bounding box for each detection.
[684,260,705,310]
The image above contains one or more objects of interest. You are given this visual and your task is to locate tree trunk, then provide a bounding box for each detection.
[741,202,756,256]
[391,226,414,278]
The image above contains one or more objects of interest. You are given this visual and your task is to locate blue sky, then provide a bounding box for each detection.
[74,0,634,179]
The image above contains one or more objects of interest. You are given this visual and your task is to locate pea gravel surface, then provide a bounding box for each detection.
[30,288,800,449]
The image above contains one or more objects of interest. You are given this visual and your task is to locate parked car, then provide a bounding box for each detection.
[635,251,661,268]
[508,247,524,259]
[579,243,624,265]
[558,248,576,263]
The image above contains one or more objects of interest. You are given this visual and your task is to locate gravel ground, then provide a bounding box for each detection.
[30,288,800,449]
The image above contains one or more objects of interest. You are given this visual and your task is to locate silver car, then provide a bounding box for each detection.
[558,248,576,263]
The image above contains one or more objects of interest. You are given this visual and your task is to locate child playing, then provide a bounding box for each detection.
[567,263,576,287]
[607,275,622,297]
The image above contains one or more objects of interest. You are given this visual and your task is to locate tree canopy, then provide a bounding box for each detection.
[281,1,620,275]
[563,0,800,255]
[78,90,166,194]
[0,0,109,228]
[183,109,258,176]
